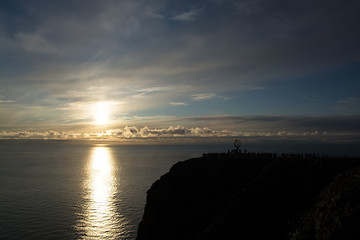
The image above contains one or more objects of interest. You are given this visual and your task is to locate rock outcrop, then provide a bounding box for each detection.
[291,167,360,240]
[137,153,360,240]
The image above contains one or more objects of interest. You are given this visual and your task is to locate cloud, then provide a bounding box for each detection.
[15,32,59,55]
[0,0,360,130]
[123,126,139,138]
[171,9,201,22]
[0,130,81,139]
[337,97,360,105]
[227,0,262,15]
[192,93,218,101]
[104,129,123,136]
[170,102,189,106]
[166,115,360,133]
[148,11,165,20]
[139,125,190,137]
[0,125,353,142]
[335,97,360,113]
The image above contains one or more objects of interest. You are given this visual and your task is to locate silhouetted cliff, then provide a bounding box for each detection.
[137,153,360,240]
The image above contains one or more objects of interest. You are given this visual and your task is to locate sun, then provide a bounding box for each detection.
[95,108,108,125]
[93,102,110,125]
[91,101,120,125]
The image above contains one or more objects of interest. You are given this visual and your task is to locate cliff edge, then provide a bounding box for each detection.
[137,153,360,240]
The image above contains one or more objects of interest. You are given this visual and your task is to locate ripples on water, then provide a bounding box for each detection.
[76,147,126,239]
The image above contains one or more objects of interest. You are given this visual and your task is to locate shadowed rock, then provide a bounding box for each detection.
[137,153,360,240]
[291,167,360,240]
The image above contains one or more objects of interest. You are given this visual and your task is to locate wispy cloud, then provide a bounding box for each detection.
[231,0,262,15]
[148,11,165,20]
[192,93,218,101]
[337,97,360,105]
[336,97,360,112]
[171,9,201,22]
[170,102,189,106]
[15,32,59,55]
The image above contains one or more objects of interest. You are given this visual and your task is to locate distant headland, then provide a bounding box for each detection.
[137,149,360,240]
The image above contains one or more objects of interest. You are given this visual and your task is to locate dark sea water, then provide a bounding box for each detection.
[0,141,230,240]
[0,140,359,240]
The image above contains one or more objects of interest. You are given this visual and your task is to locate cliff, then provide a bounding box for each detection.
[137,153,360,240]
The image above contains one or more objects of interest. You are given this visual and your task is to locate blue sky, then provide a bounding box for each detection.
[0,0,359,141]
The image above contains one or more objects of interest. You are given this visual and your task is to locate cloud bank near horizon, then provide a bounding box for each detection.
[0,125,357,144]
[1,115,359,143]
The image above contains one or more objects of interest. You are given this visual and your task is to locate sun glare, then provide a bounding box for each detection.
[77,146,122,238]
[93,102,110,125]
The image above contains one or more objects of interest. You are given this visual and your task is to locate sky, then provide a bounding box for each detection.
[0,0,359,142]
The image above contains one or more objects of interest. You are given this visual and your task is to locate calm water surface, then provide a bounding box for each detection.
[0,141,228,240]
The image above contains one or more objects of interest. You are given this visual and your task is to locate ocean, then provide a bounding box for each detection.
[0,140,359,239]
[0,141,230,240]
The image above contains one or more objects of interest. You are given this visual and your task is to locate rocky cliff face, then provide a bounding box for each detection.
[137,154,360,240]
[291,167,360,240]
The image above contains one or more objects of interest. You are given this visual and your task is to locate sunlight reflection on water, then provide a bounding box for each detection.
[77,146,128,239]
